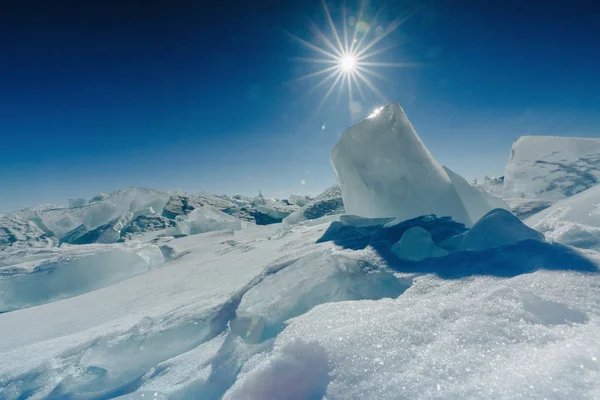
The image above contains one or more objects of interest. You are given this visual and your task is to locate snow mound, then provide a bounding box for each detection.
[283,185,344,225]
[503,135,600,200]
[462,208,545,251]
[233,250,408,343]
[228,270,599,400]
[0,243,163,312]
[391,226,448,261]
[526,185,600,250]
[330,102,472,226]
[444,166,510,224]
[177,206,244,235]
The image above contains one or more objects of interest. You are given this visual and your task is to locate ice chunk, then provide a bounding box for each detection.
[162,193,237,219]
[444,166,510,224]
[526,185,600,250]
[330,102,472,226]
[475,176,504,198]
[287,194,310,207]
[462,208,544,251]
[233,250,408,342]
[391,226,448,261]
[283,185,344,225]
[177,206,243,235]
[0,215,58,251]
[252,197,298,220]
[503,135,600,200]
[13,188,170,238]
[0,244,163,312]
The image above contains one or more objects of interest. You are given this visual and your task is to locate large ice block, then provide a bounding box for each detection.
[503,136,600,200]
[330,102,472,226]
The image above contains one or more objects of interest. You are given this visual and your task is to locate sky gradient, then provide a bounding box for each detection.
[1,0,599,212]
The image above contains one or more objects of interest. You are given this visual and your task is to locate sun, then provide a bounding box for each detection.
[285,0,418,115]
[340,55,356,72]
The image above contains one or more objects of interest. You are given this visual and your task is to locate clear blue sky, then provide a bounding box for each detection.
[1,0,599,212]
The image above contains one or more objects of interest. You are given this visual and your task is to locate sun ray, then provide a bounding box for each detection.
[349,0,367,55]
[287,2,418,116]
[352,6,384,56]
[357,42,403,61]
[286,65,340,84]
[350,72,367,103]
[321,0,345,57]
[342,5,349,54]
[317,72,345,111]
[358,61,420,68]
[337,72,348,102]
[307,21,343,58]
[356,8,417,58]
[291,57,339,64]
[282,30,339,60]
[355,70,386,100]
[355,65,393,83]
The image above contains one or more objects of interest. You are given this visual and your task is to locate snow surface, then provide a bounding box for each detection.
[2,216,598,399]
[330,102,472,226]
[3,109,600,399]
[503,135,600,200]
[526,185,600,251]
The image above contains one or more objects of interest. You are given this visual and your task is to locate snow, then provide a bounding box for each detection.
[503,135,600,200]
[461,208,544,251]
[3,115,600,399]
[227,270,600,400]
[330,102,472,226]
[391,226,448,261]
[526,184,600,250]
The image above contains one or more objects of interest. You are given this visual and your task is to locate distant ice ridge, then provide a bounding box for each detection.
[283,185,345,226]
[503,135,600,200]
[330,102,507,227]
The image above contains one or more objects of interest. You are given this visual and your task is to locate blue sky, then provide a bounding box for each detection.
[1,0,599,212]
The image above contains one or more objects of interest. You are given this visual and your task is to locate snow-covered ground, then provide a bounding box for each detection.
[2,103,600,399]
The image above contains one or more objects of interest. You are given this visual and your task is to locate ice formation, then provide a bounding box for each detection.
[391,226,448,261]
[526,184,600,250]
[331,102,472,226]
[177,206,244,235]
[0,243,163,312]
[503,135,600,200]
[443,166,510,224]
[283,185,344,225]
[461,208,545,251]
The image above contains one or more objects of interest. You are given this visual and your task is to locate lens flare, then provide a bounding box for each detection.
[286,0,419,115]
